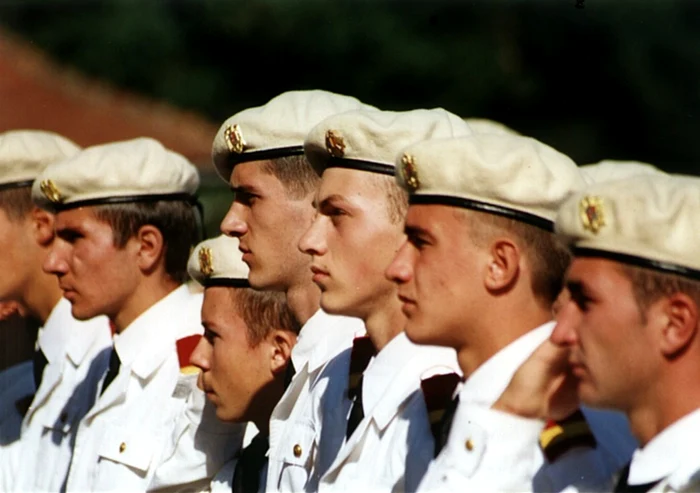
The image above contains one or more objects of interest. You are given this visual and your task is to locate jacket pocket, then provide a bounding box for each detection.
[98,423,159,473]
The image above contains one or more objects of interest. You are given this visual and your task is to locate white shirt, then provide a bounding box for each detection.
[266,309,365,493]
[8,298,112,492]
[318,332,460,493]
[418,321,637,492]
[63,285,236,491]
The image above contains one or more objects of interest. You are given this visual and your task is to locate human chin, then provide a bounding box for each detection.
[404,315,442,346]
[319,286,354,317]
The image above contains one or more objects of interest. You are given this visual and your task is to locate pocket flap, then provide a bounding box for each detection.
[98,424,158,472]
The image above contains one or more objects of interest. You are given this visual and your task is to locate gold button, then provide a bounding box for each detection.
[293,444,302,457]
[119,442,126,453]
[465,438,474,451]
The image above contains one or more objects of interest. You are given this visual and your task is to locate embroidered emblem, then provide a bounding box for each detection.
[198,247,214,277]
[325,130,346,157]
[579,196,606,234]
[401,153,420,192]
[224,124,246,154]
[40,179,62,203]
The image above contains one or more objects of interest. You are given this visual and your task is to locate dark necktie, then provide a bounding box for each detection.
[614,463,662,493]
[100,348,121,397]
[283,360,296,389]
[345,336,376,441]
[232,432,269,493]
[435,395,459,455]
[346,375,365,440]
[32,348,49,389]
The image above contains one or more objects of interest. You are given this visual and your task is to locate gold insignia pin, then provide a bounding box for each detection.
[401,153,420,192]
[198,247,214,277]
[224,124,246,154]
[579,196,606,234]
[40,179,62,204]
[325,130,346,158]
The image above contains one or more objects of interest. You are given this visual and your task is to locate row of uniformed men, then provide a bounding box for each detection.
[0,89,696,492]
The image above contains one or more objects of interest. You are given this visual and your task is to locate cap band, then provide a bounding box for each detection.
[325,157,395,177]
[410,194,554,232]
[573,247,700,281]
[201,278,251,288]
[52,192,198,212]
[0,179,34,192]
[225,146,304,168]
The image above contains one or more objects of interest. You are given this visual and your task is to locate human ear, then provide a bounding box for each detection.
[32,207,55,246]
[135,225,165,273]
[484,238,520,293]
[269,329,297,376]
[657,293,699,357]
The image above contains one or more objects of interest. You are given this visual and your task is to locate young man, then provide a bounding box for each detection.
[0,130,111,491]
[187,234,301,492]
[298,108,468,491]
[214,90,372,492]
[386,134,636,491]
[494,174,700,491]
[33,137,241,491]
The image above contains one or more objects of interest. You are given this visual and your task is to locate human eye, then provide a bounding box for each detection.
[406,229,430,250]
[57,229,83,244]
[203,327,218,344]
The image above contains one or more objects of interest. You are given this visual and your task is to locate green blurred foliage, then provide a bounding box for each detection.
[1,0,699,176]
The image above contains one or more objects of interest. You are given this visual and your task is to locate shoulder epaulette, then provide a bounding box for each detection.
[347,336,375,400]
[176,334,202,375]
[421,372,460,452]
[539,409,597,462]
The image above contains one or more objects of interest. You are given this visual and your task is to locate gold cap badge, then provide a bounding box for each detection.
[40,179,62,204]
[325,130,346,158]
[198,247,214,277]
[579,196,606,234]
[401,153,420,192]
[224,124,246,154]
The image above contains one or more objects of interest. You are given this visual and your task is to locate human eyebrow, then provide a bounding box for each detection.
[318,195,352,215]
[404,225,434,246]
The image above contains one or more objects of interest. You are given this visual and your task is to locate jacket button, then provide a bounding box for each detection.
[119,442,126,453]
[465,438,474,451]
[293,444,302,457]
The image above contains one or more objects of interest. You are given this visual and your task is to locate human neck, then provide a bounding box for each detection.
[251,374,288,437]
[22,266,63,325]
[363,295,406,352]
[626,365,700,447]
[456,296,551,378]
[112,275,180,333]
[286,280,321,326]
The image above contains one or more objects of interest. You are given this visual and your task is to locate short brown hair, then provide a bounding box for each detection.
[467,211,571,308]
[0,186,34,221]
[229,288,301,345]
[621,264,700,321]
[261,155,320,199]
[94,201,198,284]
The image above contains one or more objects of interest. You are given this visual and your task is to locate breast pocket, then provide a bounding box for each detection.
[98,423,160,473]
[271,421,317,491]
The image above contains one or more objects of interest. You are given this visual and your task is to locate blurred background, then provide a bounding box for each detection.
[1,0,699,232]
[0,0,698,366]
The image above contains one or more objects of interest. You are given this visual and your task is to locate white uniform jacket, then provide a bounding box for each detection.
[0,360,34,447]
[62,285,233,491]
[9,297,112,492]
[266,309,365,493]
[417,321,638,492]
[318,332,460,493]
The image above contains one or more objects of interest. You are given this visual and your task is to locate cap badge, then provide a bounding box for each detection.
[224,124,246,154]
[198,247,214,277]
[325,130,346,157]
[579,196,606,234]
[40,179,62,204]
[400,153,420,192]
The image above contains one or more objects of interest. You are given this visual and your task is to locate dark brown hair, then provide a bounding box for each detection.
[0,186,34,221]
[94,201,198,283]
[229,288,301,345]
[261,154,320,199]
